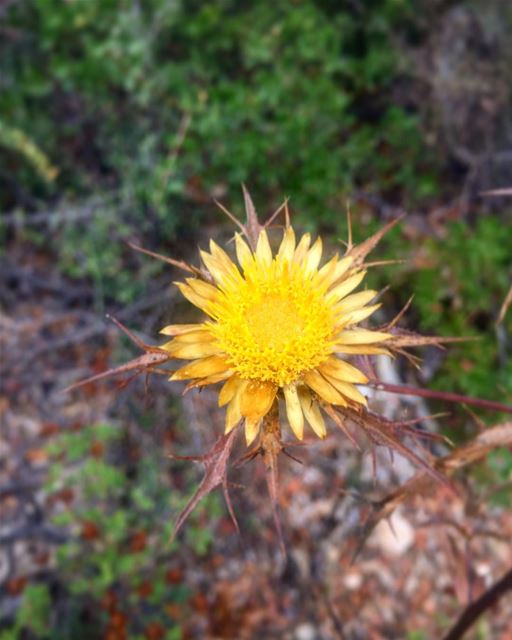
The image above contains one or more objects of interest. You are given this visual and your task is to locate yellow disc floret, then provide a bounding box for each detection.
[209,259,334,386]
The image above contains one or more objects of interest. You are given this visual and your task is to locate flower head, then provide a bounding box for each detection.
[64,191,512,547]
[161,225,390,445]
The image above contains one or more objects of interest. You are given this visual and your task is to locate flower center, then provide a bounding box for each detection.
[209,263,334,386]
[245,295,305,351]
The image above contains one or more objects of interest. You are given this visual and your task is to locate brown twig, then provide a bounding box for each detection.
[442,567,512,640]
[370,382,512,415]
[497,284,512,325]
[480,188,512,196]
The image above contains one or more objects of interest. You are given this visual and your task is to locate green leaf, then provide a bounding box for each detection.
[16,585,51,636]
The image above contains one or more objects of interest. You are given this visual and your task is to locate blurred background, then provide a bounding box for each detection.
[1,1,512,638]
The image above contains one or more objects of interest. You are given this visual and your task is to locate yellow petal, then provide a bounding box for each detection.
[314,254,338,290]
[255,229,272,266]
[334,290,377,315]
[303,370,347,406]
[325,255,353,287]
[293,232,311,263]
[335,305,381,330]
[244,417,261,446]
[326,270,367,304]
[225,394,242,434]
[239,380,277,421]
[318,357,368,384]
[219,375,242,407]
[164,341,221,360]
[323,375,367,406]
[298,387,326,438]
[277,226,296,263]
[200,250,233,286]
[165,329,213,344]
[184,369,232,391]
[336,329,390,345]
[283,383,304,440]
[209,239,236,273]
[333,345,390,355]
[175,282,214,314]
[159,323,203,336]
[303,236,323,276]
[235,233,254,272]
[185,277,218,300]
[170,355,229,380]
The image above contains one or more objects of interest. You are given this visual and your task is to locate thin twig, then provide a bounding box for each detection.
[497,284,512,325]
[480,188,512,196]
[442,567,512,640]
[370,382,512,415]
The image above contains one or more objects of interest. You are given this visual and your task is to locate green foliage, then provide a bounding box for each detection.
[17,585,51,637]
[1,585,51,640]
[368,216,512,406]
[486,448,512,506]
[1,0,439,300]
[0,120,58,183]
[410,218,512,402]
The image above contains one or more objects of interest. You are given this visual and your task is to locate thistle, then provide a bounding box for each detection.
[163,223,389,446]
[66,187,512,543]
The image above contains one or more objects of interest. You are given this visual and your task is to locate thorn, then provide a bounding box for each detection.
[128,242,197,275]
[222,482,240,534]
[284,199,291,227]
[282,448,303,465]
[242,184,262,250]
[106,314,147,350]
[387,295,414,330]
[214,199,245,232]
[325,405,361,451]
[235,445,262,466]
[460,404,487,432]
[385,513,398,539]
[264,198,289,229]
[364,259,407,268]
[346,199,353,250]
[371,447,377,486]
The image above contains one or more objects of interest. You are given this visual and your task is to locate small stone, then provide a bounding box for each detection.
[295,623,316,640]
[370,508,414,556]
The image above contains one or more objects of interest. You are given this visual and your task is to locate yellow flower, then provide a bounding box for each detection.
[161,226,390,446]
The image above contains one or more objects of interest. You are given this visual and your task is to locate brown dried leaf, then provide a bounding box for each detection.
[170,427,240,540]
[353,421,512,557]
[441,421,512,471]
